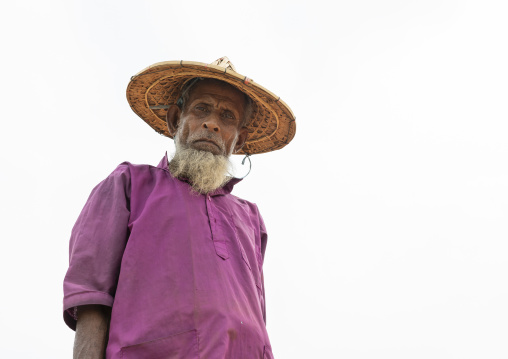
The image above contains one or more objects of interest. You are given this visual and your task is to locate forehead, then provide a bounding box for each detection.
[187,79,246,108]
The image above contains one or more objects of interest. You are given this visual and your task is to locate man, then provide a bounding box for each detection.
[63,57,296,359]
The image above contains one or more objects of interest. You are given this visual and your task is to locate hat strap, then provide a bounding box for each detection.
[238,154,252,179]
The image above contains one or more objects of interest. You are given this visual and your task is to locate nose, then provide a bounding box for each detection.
[202,117,220,132]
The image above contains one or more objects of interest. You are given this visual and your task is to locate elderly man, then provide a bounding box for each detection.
[63,57,296,359]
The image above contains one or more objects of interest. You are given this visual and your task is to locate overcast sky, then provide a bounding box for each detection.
[1,0,507,358]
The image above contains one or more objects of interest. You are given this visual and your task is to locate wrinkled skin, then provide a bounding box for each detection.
[166,79,249,156]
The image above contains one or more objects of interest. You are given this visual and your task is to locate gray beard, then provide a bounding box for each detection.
[169,135,232,194]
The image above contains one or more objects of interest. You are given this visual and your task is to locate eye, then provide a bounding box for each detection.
[195,105,207,112]
[222,111,235,120]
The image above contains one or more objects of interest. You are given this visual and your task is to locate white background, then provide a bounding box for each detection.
[1,0,507,358]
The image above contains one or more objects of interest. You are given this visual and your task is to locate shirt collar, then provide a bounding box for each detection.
[157,152,242,196]
[157,152,171,170]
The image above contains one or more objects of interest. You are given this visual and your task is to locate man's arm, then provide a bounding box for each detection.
[73,305,111,359]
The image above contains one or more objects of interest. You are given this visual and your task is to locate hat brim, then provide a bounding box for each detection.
[126,60,296,155]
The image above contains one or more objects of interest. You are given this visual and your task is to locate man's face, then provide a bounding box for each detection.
[168,79,248,157]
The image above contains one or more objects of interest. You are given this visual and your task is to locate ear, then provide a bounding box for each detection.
[165,105,181,137]
[233,127,249,153]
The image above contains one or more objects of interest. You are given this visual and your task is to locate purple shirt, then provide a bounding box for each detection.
[63,154,273,359]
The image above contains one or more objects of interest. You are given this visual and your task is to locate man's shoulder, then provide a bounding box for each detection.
[108,159,169,176]
[229,193,254,206]
[228,193,261,214]
[98,159,172,190]
[227,194,267,233]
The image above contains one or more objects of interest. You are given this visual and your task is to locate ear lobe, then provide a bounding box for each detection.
[165,105,181,137]
[233,127,249,153]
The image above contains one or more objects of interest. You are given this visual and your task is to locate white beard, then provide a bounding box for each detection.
[169,132,234,194]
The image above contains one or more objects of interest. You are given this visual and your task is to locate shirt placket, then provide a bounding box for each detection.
[206,194,229,260]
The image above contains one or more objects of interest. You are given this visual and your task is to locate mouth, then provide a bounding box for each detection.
[192,139,221,150]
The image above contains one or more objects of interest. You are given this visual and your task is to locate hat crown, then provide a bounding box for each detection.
[211,56,237,72]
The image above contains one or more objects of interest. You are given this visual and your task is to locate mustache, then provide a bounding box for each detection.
[187,130,226,153]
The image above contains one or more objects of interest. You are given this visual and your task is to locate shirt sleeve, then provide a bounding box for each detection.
[62,164,131,330]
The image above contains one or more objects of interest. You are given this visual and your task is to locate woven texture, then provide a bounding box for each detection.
[126,60,296,155]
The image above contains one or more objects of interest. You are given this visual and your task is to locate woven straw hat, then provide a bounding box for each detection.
[126,57,296,155]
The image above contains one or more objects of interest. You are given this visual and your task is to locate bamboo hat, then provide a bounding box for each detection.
[126,57,296,155]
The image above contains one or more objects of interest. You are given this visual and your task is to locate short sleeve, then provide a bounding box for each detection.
[62,164,131,330]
